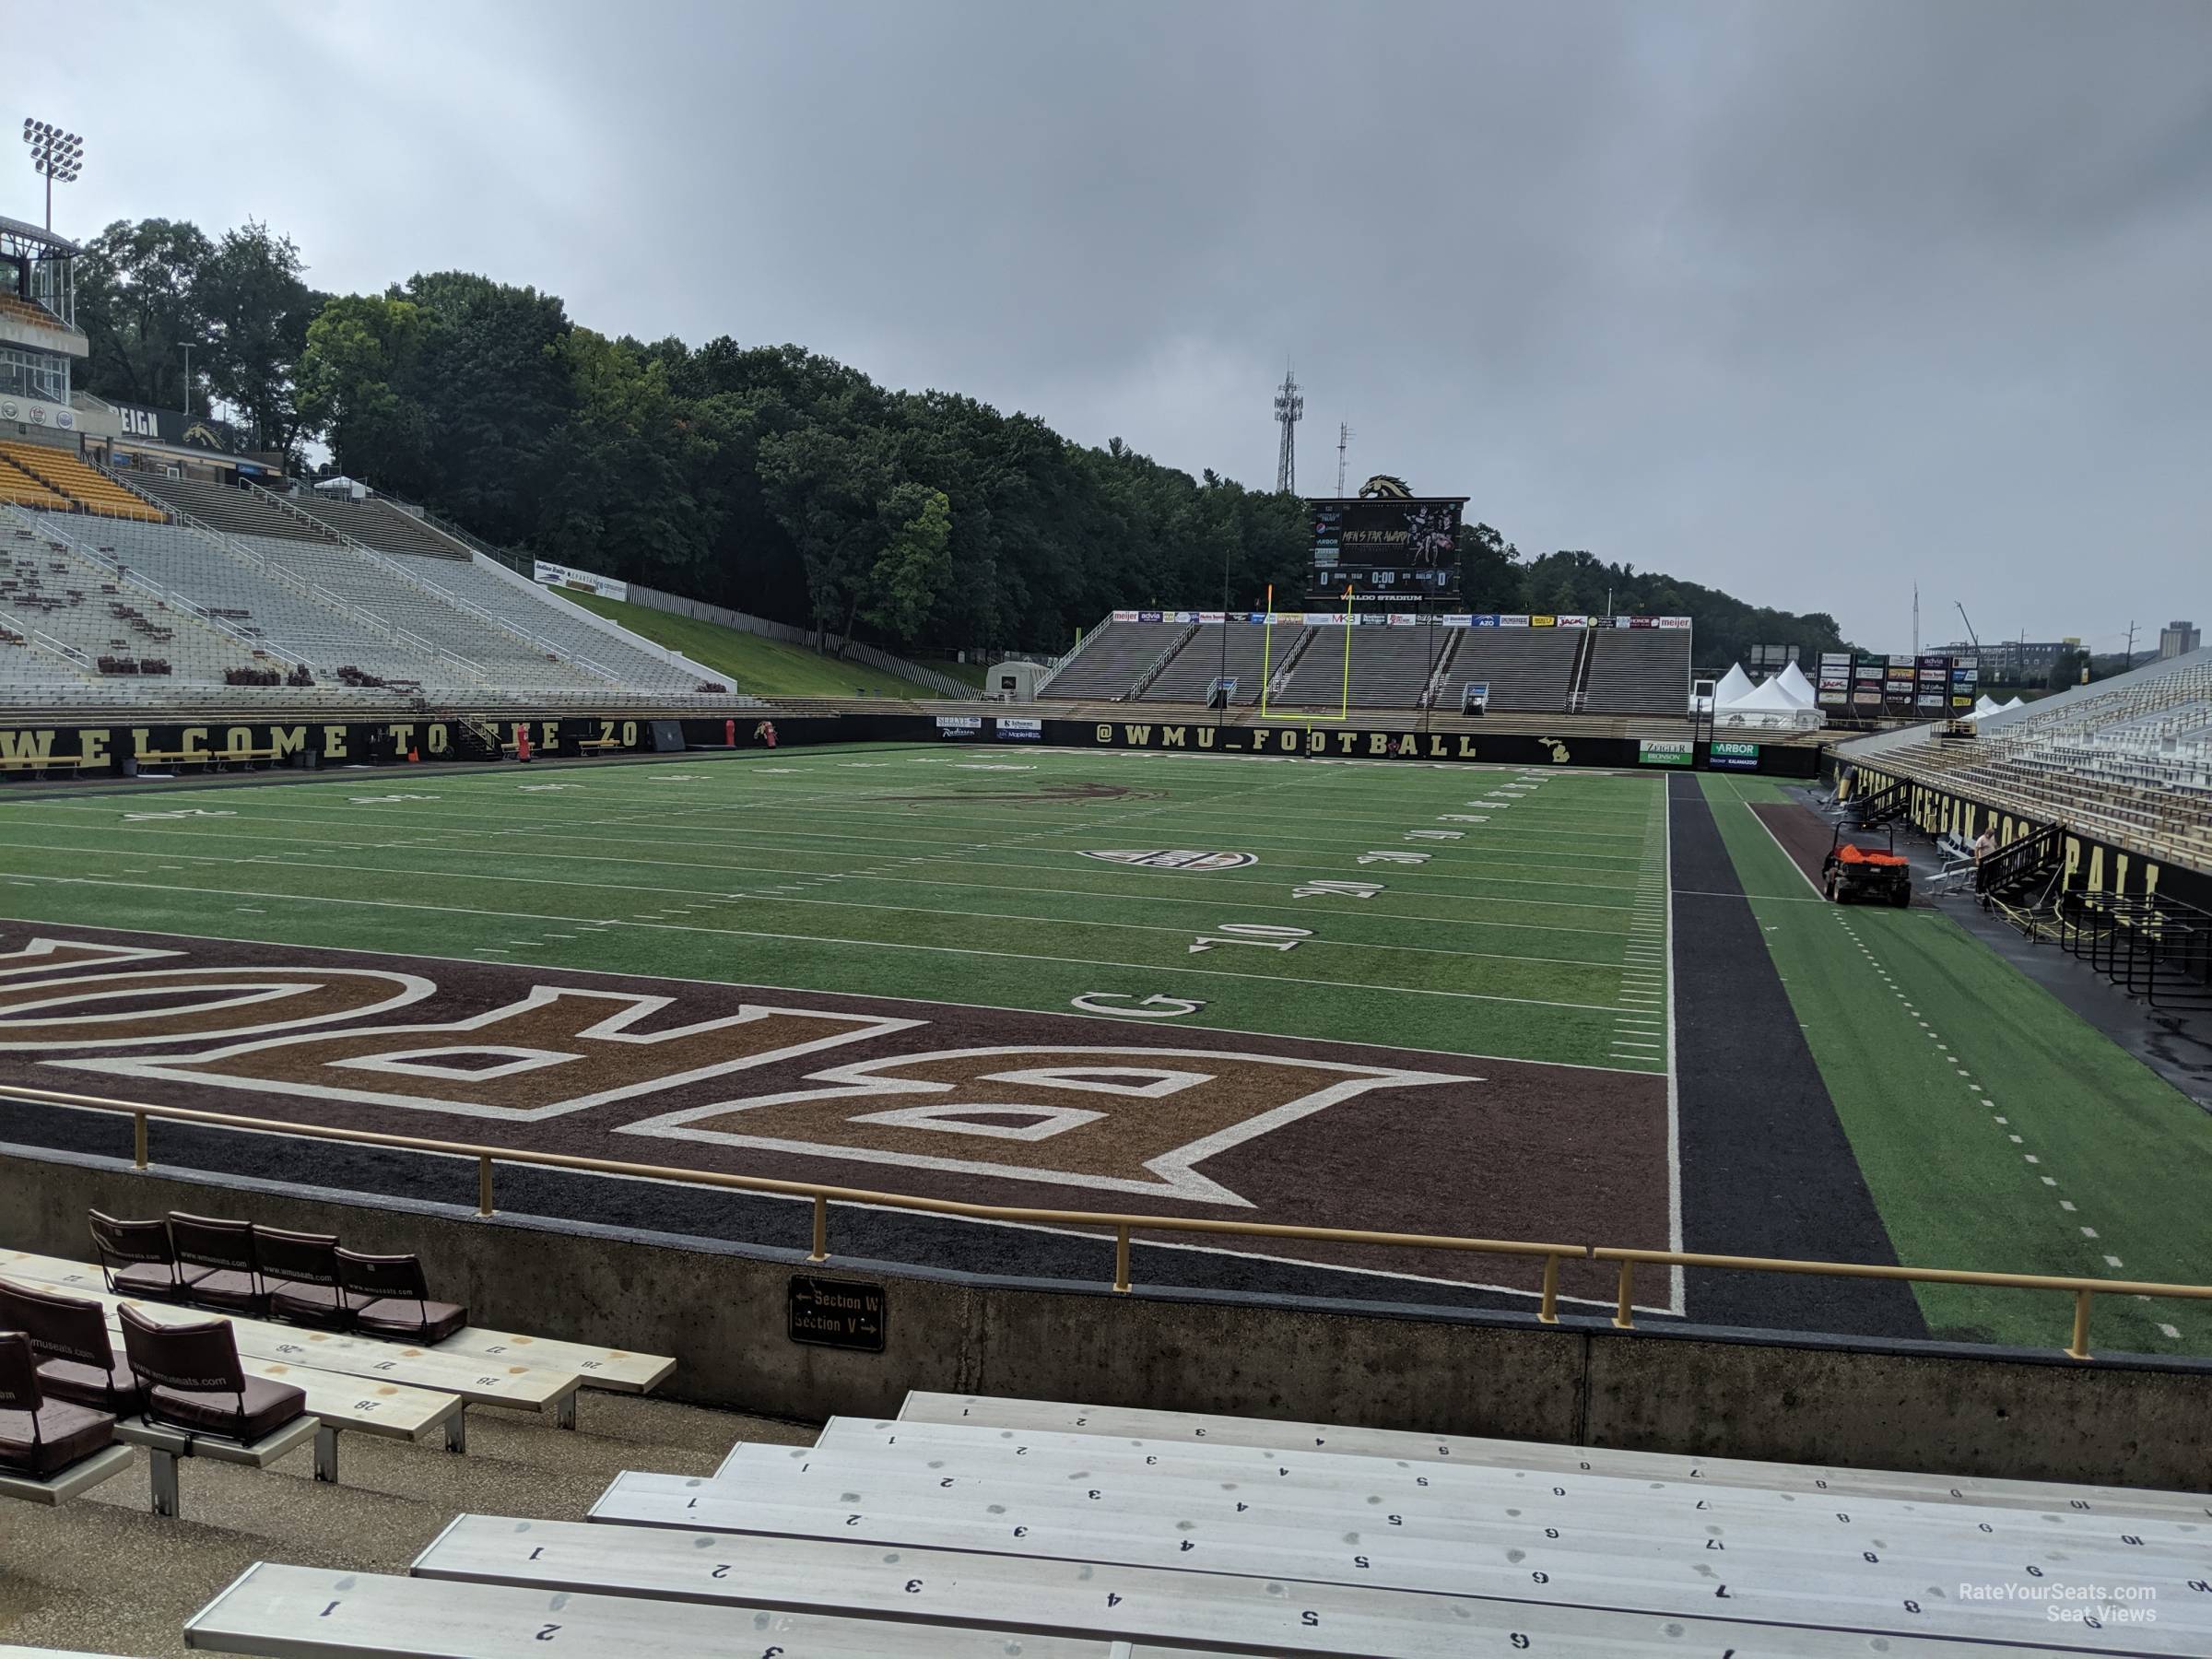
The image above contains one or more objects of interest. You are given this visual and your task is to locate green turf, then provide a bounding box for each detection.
[0,746,1668,1070]
[1700,771,2212,1357]
[550,590,951,699]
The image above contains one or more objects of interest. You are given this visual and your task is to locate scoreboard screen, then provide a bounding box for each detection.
[1310,496,1464,594]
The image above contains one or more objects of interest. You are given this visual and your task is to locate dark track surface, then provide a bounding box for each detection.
[1667,772,1927,1339]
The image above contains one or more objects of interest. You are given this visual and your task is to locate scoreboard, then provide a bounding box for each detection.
[1309,495,1465,595]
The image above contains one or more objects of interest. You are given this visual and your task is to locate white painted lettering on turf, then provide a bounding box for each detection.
[1405,830,1463,841]
[350,794,441,804]
[1290,879,1384,900]
[122,808,237,821]
[1357,850,1430,865]
[1189,923,1310,954]
[1069,993,1207,1018]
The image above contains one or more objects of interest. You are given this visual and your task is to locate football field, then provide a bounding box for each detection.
[0,744,1670,1069]
[0,746,1677,1320]
[4,743,2207,1355]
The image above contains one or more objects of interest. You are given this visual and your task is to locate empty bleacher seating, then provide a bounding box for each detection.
[1037,619,1192,700]
[281,489,470,559]
[1841,647,2212,869]
[1276,623,1443,709]
[1580,627,1691,714]
[127,471,333,543]
[1453,627,1581,711]
[1141,623,1305,704]
[358,1387,2212,1656]
[0,441,168,522]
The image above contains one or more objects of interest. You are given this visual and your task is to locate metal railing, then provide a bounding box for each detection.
[2,1081,2206,1362]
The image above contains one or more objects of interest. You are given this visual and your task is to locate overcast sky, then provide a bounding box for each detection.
[30,0,2212,650]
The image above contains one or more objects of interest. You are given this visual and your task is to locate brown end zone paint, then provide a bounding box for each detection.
[0,924,1667,1304]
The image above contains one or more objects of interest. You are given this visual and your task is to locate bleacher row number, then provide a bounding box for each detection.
[1189,924,1311,955]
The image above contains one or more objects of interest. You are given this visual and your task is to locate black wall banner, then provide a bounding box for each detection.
[1830,756,2210,912]
[0,711,1821,779]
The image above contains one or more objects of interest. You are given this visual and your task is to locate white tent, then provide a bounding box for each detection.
[1712,664,1755,707]
[1771,661,1818,706]
[2002,696,2026,712]
[1972,694,2003,717]
[1733,677,1809,712]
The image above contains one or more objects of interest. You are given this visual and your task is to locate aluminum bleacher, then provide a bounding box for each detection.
[30,512,446,687]
[295,1386,2194,1657]
[1,512,266,684]
[1140,623,1304,704]
[1276,624,1443,710]
[1037,619,1191,700]
[1840,648,2212,872]
[128,472,329,544]
[281,490,472,560]
[1581,627,1691,715]
[1453,628,1581,711]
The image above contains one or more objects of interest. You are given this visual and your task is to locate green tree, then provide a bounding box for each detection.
[74,218,213,408]
[195,220,321,459]
[865,484,953,643]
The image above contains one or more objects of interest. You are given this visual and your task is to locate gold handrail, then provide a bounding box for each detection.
[0,1084,1584,1319]
[5,1082,2208,1359]
[1590,1246,2212,1360]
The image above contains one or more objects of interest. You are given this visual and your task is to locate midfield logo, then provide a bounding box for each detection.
[1079,850,1257,871]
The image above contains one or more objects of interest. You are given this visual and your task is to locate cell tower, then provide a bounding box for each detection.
[1335,420,1353,497]
[1274,369,1303,493]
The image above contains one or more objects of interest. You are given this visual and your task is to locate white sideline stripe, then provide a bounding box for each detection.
[0,874,1642,1016]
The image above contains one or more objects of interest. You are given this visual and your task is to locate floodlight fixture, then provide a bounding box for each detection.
[21,117,87,228]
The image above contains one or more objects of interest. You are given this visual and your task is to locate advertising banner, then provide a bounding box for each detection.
[1556,613,1590,628]
[1471,615,1500,628]
[994,717,1042,741]
[1657,617,1692,629]
[934,716,983,738]
[1708,740,1761,770]
[1500,615,1531,629]
[531,559,629,601]
[1112,609,1139,622]
[1441,615,1475,628]
[1638,738,1693,767]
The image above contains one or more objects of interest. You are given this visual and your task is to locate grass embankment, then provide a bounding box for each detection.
[552,589,949,699]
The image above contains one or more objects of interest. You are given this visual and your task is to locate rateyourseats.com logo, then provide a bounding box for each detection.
[1959,1581,2159,1625]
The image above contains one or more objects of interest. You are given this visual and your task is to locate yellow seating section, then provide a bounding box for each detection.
[0,453,71,512]
[0,441,169,523]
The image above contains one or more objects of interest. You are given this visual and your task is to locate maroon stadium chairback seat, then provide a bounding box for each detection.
[0,1277,144,1416]
[255,1227,347,1328]
[167,1212,269,1316]
[89,1209,201,1300]
[335,1250,467,1345]
[0,1331,118,1480]
[116,1304,305,1443]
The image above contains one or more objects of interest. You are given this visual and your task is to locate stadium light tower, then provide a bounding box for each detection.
[21,119,84,231]
[1274,369,1303,494]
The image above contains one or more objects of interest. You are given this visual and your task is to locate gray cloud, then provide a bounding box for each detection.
[40,0,2212,649]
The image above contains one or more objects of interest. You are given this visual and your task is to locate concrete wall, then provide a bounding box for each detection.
[11,1144,2209,1491]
